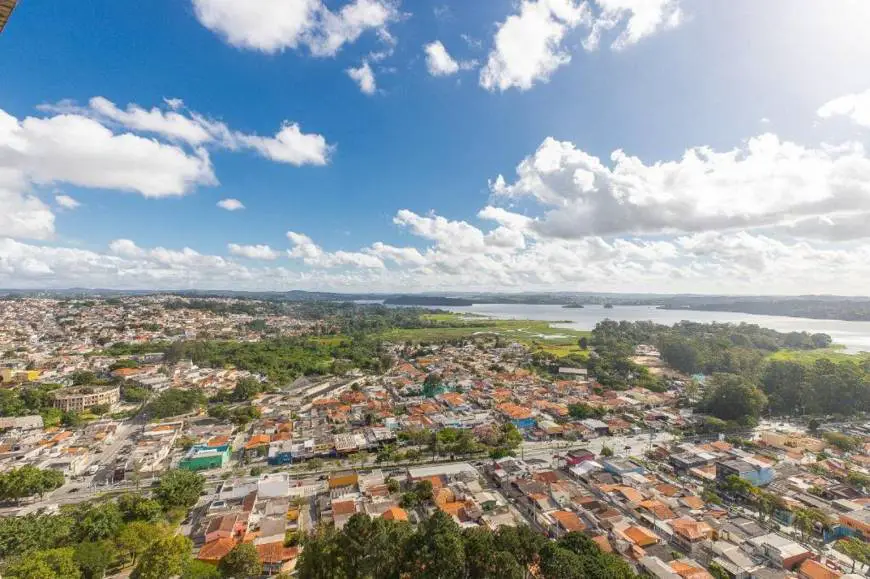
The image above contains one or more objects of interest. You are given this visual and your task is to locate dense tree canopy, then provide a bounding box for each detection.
[154,469,205,511]
[296,512,634,579]
[698,373,767,425]
[0,465,65,502]
[144,389,205,419]
[761,359,870,416]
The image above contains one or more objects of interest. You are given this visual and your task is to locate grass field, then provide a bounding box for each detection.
[380,313,590,358]
[767,346,870,364]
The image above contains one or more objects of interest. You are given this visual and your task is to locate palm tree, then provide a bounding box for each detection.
[793,508,814,542]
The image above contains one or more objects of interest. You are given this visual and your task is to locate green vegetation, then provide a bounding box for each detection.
[210,377,270,403]
[568,403,606,420]
[218,543,262,578]
[594,320,831,377]
[0,383,65,427]
[0,465,65,503]
[120,383,151,404]
[0,471,206,577]
[161,336,391,383]
[697,373,767,425]
[144,389,205,419]
[823,432,862,452]
[153,470,205,511]
[380,315,589,347]
[761,358,870,416]
[297,511,635,579]
[836,538,870,573]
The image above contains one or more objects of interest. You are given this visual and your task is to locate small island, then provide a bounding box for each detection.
[562,304,585,309]
[603,303,614,309]
[384,295,474,306]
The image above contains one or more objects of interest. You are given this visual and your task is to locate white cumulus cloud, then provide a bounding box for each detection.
[54,194,80,209]
[491,134,870,240]
[347,60,377,95]
[818,88,870,128]
[228,243,281,260]
[424,41,466,76]
[480,0,684,91]
[191,0,399,57]
[217,198,245,211]
[42,97,333,167]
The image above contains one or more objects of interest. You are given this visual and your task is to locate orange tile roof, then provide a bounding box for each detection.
[671,518,713,542]
[332,500,357,516]
[681,496,706,510]
[669,560,713,579]
[798,559,842,579]
[422,475,444,490]
[551,511,585,533]
[435,487,455,505]
[439,501,464,516]
[382,506,409,521]
[534,471,560,484]
[245,434,271,449]
[197,537,237,562]
[256,542,299,564]
[592,535,613,553]
[639,500,676,521]
[208,435,230,447]
[496,402,532,420]
[624,526,659,547]
[616,486,643,504]
[655,483,680,497]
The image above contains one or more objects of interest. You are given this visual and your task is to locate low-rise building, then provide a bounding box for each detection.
[179,444,231,472]
[52,385,120,413]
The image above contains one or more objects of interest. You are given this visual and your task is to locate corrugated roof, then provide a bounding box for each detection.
[0,0,18,33]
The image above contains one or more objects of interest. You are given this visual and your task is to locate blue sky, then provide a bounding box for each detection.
[2,0,870,293]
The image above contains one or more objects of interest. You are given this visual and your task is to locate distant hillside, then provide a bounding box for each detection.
[384,296,474,306]
[661,298,870,321]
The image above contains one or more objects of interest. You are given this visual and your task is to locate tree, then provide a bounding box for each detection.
[385,478,400,493]
[568,403,604,420]
[88,404,110,416]
[207,404,231,420]
[403,511,465,579]
[0,465,65,502]
[154,469,205,511]
[132,535,192,579]
[183,560,223,579]
[74,540,118,579]
[808,418,821,433]
[71,371,96,386]
[6,547,81,579]
[824,432,860,453]
[422,373,443,398]
[116,522,167,566]
[600,445,614,458]
[413,479,434,503]
[539,543,585,579]
[0,513,76,560]
[296,526,343,579]
[144,388,205,419]
[74,503,123,542]
[699,373,767,424]
[61,410,82,427]
[659,338,702,374]
[399,492,419,509]
[218,542,262,578]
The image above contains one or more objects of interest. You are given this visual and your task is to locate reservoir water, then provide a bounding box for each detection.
[441,303,870,354]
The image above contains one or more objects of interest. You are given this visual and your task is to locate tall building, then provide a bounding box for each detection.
[0,0,19,34]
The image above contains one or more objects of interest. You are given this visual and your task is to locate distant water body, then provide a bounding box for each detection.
[440,303,870,354]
